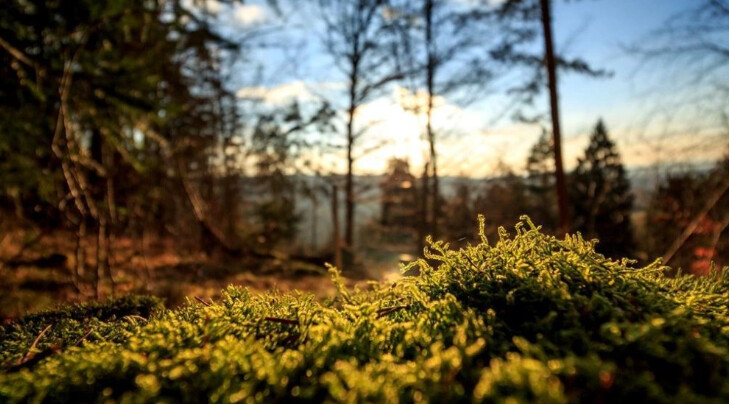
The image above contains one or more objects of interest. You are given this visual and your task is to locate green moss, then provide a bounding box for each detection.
[2,216,729,403]
[1,295,164,365]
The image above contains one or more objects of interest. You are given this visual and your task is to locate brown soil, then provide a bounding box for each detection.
[0,228,372,321]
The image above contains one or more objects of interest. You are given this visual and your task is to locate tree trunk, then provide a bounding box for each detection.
[345,62,358,252]
[312,193,319,251]
[540,0,570,234]
[417,162,430,252]
[424,0,439,240]
[332,184,343,270]
[346,115,355,249]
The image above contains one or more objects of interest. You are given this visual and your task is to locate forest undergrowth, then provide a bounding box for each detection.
[2,216,729,403]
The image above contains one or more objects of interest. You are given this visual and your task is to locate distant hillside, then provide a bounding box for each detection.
[247,164,713,249]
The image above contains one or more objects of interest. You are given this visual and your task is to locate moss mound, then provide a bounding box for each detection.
[2,216,729,403]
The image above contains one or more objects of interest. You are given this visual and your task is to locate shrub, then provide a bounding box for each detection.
[2,216,729,403]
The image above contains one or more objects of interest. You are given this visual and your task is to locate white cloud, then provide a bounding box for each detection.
[181,0,222,15]
[391,86,476,131]
[233,4,267,26]
[352,87,491,175]
[236,81,314,104]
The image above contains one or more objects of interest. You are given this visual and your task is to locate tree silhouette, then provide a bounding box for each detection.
[317,0,404,260]
[0,0,245,293]
[569,120,634,258]
[387,0,493,244]
[486,0,610,234]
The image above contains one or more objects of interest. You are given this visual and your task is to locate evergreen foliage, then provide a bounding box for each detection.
[0,0,243,249]
[569,120,634,258]
[3,217,729,403]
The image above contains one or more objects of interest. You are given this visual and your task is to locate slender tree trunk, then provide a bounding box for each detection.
[221,136,238,241]
[424,0,439,240]
[102,143,116,295]
[418,162,430,252]
[345,64,358,251]
[312,193,319,251]
[75,219,86,284]
[140,222,153,291]
[346,113,355,249]
[332,184,343,270]
[95,215,106,299]
[540,0,570,234]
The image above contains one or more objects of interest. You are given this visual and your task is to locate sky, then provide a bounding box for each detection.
[206,0,728,177]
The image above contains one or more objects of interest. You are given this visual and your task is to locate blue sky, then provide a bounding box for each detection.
[213,0,727,177]
[553,0,692,130]
[549,0,726,174]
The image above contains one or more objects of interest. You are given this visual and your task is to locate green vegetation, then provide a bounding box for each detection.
[2,216,729,403]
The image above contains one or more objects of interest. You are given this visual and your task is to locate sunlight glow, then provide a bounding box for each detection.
[233,4,267,26]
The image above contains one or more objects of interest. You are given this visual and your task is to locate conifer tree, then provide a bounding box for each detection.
[569,120,634,258]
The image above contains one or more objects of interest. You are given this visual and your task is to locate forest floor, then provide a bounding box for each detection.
[0,229,387,321]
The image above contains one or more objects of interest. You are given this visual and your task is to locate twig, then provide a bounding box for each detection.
[663,176,729,264]
[20,324,52,364]
[376,305,411,318]
[263,317,299,325]
[7,346,61,372]
[74,328,93,346]
[194,296,211,307]
[707,213,729,263]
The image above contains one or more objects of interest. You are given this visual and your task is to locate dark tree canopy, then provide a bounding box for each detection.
[569,120,634,258]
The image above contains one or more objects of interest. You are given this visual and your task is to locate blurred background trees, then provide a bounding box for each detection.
[1,0,728,316]
[1,0,245,296]
[569,120,634,259]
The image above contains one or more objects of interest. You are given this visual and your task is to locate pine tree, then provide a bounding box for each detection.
[569,120,634,258]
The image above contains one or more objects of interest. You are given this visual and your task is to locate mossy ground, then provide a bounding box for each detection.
[2,216,729,403]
